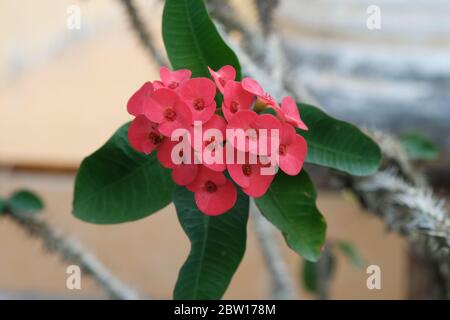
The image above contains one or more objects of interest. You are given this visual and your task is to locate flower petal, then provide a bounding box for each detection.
[128,115,161,154]
[242,77,265,96]
[223,81,254,121]
[208,65,236,93]
[281,96,308,131]
[227,163,251,188]
[279,134,307,176]
[144,88,178,123]
[127,82,154,116]
[242,168,275,198]
[160,66,191,89]
[195,179,237,215]
[172,164,198,186]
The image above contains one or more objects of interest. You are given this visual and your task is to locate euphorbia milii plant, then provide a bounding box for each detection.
[72,0,381,301]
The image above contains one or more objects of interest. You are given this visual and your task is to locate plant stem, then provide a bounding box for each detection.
[250,199,297,299]
[6,209,140,300]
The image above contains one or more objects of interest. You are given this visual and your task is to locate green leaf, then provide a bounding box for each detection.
[301,250,337,294]
[337,241,364,269]
[8,190,44,214]
[0,198,7,214]
[298,103,382,176]
[173,186,249,299]
[162,0,241,79]
[400,132,439,160]
[302,260,318,293]
[255,170,326,262]
[73,123,174,224]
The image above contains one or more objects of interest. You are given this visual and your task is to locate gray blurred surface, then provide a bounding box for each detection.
[280,0,450,157]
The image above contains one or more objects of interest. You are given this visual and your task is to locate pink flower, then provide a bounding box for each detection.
[227,110,282,156]
[126,66,311,215]
[242,77,280,108]
[156,138,180,169]
[157,138,199,186]
[153,67,191,90]
[127,82,154,116]
[281,96,308,131]
[179,78,217,123]
[222,81,254,121]
[128,115,163,154]
[144,88,192,137]
[227,153,275,198]
[187,166,237,216]
[208,65,236,94]
[172,164,198,186]
[192,114,227,172]
[278,123,307,176]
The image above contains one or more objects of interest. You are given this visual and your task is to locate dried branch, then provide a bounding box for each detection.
[351,132,450,295]
[6,210,140,300]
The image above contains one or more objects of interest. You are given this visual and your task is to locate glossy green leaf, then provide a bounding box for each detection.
[298,103,382,176]
[0,198,7,214]
[337,241,364,269]
[73,123,174,224]
[255,171,326,262]
[162,0,241,79]
[8,190,44,214]
[302,260,318,293]
[173,186,249,299]
[400,132,439,160]
[302,251,336,294]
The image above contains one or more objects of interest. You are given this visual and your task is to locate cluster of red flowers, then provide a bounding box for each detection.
[127,66,308,215]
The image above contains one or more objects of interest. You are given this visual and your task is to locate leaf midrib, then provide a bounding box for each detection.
[181,0,209,75]
[191,215,210,299]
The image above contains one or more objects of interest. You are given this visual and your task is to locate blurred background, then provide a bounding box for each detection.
[0,0,449,299]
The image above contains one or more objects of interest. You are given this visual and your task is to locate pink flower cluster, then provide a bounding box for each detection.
[127,66,308,215]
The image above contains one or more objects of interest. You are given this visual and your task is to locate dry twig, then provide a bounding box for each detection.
[6,210,140,299]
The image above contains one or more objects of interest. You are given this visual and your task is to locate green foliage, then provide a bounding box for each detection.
[162,0,241,79]
[301,252,336,294]
[173,186,249,299]
[0,198,6,214]
[255,171,326,262]
[73,124,174,224]
[337,241,364,269]
[8,190,44,214]
[302,260,317,293]
[400,132,439,160]
[298,103,382,176]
